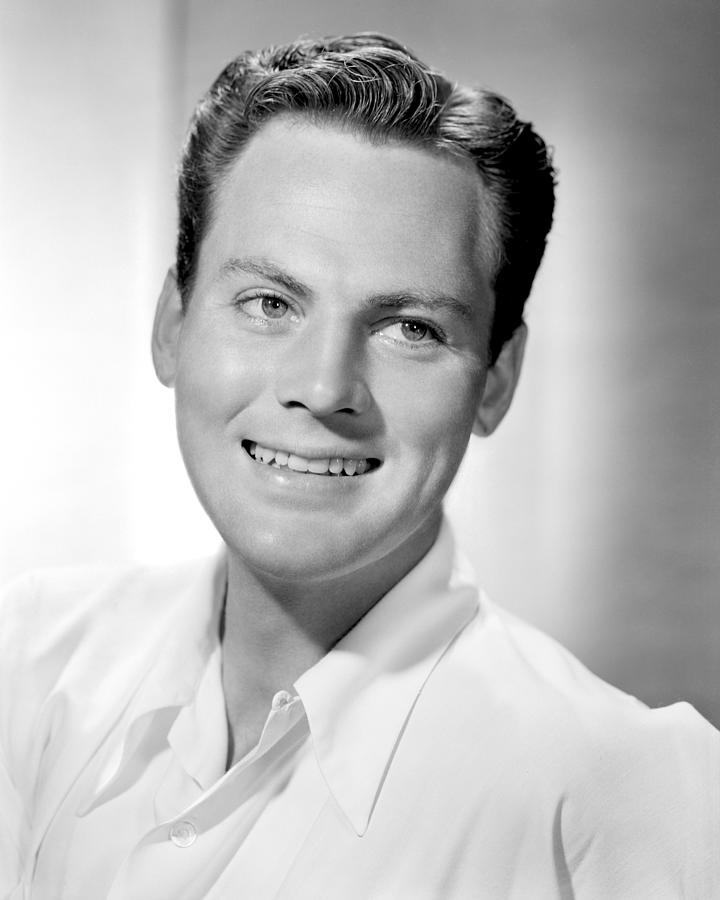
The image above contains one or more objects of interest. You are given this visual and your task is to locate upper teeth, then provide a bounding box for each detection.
[247,442,371,476]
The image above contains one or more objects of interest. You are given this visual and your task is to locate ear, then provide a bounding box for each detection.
[152,268,184,387]
[472,322,528,437]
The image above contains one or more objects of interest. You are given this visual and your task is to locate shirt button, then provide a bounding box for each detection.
[271,690,294,710]
[169,820,197,847]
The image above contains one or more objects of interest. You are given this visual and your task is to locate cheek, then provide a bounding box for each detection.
[174,327,265,426]
[173,343,270,477]
[382,362,482,463]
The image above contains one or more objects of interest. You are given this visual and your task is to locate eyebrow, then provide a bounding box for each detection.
[360,291,475,323]
[218,256,476,322]
[218,257,311,297]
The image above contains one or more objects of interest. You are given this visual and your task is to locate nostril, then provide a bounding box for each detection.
[279,396,362,417]
[275,363,372,418]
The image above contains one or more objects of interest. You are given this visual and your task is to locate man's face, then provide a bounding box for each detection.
[156,117,517,583]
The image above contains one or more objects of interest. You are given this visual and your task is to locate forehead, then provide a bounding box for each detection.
[200,117,495,307]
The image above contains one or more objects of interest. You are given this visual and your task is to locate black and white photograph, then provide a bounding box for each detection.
[1,1,719,896]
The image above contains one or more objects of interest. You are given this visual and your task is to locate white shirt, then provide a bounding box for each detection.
[1,522,719,899]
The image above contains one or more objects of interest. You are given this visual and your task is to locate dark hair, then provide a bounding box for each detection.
[176,33,555,360]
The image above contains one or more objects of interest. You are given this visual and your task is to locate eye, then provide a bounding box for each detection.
[259,296,289,319]
[233,291,298,325]
[375,318,443,348]
[398,321,432,342]
[246,294,289,319]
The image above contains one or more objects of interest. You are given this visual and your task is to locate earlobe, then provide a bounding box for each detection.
[151,268,184,387]
[472,322,528,437]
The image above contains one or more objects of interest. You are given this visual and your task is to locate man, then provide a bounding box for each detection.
[1,33,717,899]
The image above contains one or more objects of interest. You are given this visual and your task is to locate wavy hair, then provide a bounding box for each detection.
[176,33,555,359]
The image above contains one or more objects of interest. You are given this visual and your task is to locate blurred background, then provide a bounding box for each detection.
[1,0,718,724]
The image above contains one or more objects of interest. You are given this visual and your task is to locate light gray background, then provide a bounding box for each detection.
[2,0,719,724]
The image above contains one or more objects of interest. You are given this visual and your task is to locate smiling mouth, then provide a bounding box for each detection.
[242,440,381,476]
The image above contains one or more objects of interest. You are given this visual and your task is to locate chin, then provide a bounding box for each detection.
[218,517,377,585]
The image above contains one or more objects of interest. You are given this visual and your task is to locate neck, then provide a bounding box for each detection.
[220,512,441,764]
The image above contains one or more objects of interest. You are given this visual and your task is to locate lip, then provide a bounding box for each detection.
[241,439,382,476]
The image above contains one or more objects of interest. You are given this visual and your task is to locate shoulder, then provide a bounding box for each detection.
[0,557,211,675]
[0,554,222,764]
[442,598,720,774]
[445,597,710,729]
[421,599,720,893]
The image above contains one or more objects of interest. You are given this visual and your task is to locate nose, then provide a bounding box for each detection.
[274,319,371,418]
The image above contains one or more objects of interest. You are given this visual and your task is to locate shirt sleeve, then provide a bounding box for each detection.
[0,746,27,897]
[563,701,720,899]
[0,573,37,897]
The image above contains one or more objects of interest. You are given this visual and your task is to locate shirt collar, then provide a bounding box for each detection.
[137,548,227,712]
[82,548,227,811]
[294,519,480,836]
[83,523,480,827]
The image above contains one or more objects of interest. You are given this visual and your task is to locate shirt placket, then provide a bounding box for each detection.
[106,695,309,900]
